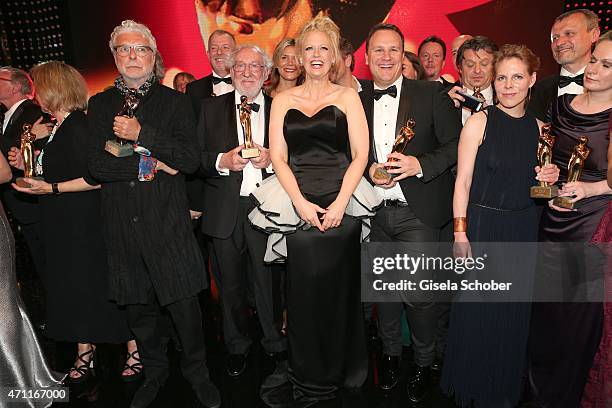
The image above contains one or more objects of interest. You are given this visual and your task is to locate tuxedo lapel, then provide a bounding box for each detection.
[395,79,411,137]
[225,92,239,151]
[360,81,377,162]
[5,100,31,136]
[205,75,214,97]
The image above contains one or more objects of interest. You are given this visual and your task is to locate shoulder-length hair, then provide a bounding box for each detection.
[30,61,88,112]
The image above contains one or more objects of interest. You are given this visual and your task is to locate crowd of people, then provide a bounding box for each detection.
[0,7,610,408]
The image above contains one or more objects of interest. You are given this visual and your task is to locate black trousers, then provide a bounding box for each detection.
[125,288,210,385]
[210,197,285,355]
[372,205,440,367]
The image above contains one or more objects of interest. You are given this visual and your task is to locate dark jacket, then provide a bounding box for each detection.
[195,91,272,239]
[0,99,46,224]
[528,74,560,122]
[87,82,206,306]
[360,78,461,228]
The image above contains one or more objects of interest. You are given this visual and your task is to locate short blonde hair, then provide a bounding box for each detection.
[296,16,341,77]
[30,61,88,112]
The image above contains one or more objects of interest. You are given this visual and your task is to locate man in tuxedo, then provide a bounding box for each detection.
[447,36,498,125]
[360,24,461,402]
[0,67,48,280]
[186,29,236,117]
[528,8,600,121]
[195,45,286,378]
[418,35,453,88]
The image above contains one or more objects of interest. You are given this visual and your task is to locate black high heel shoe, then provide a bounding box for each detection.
[67,347,95,384]
[121,350,144,382]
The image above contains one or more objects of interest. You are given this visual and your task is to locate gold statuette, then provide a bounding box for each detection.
[239,95,260,159]
[373,118,416,183]
[16,124,44,187]
[105,90,140,157]
[553,136,591,209]
[530,124,559,199]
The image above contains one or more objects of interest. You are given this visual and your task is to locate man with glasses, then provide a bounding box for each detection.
[194,45,287,380]
[87,20,220,408]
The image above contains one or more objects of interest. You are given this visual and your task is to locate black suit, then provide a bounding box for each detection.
[0,99,47,277]
[185,75,214,120]
[528,74,560,122]
[196,91,285,355]
[360,77,460,365]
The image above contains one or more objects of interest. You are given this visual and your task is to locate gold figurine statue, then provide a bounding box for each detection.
[553,136,591,209]
[530,124,558,198]
[373,118,416,183]
[239,95,260,159]
[105,91,140,157]
[16,123,43,187]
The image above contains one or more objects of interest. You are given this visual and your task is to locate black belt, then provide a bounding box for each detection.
[382,199,409,207]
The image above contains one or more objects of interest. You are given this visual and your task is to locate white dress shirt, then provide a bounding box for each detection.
[212,74,234,96]
[216,91,271,196]
[373,76,408,202]
[2,98,28,134]
[558,66,585,97]
[461,85,494,125]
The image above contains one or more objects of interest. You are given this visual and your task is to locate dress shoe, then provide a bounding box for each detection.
[262,351,289,390]
[378,354,400,391]
[193,379,221,408]
[430,356,443,372]
[226,353,247,377]
[407,365,431,403]
[130,379,162,408]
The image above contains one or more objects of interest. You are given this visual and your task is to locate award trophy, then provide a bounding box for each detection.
[553,136,591,209]
[530,124,558,198]
[16,124,44,187]
[238,95,260,159]
[373,118,416,183]
[105,91,140,157]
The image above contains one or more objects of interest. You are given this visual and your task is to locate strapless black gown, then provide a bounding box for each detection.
[262,105,367,406]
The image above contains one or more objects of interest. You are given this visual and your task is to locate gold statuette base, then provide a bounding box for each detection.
[105,140,134,157]
[553,196,576,209]
[241,148,260,159]
[530,184,558,199]
[16,176,44,188]
[373,167,392,183]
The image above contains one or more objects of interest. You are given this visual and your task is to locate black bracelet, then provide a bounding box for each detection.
[52,183,60,194]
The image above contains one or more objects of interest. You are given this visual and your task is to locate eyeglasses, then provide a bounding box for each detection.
[233,63,265,73]
[113,44,153,57]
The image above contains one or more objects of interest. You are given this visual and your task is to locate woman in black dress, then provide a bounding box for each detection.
[442,45,559,407]
[9,61,136,384]
[251,16,376,406]
[528,33,612,408]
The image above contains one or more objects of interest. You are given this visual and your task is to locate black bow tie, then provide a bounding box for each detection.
[373,85,397,100]
[212,76,232,85]
[559,74,583,88]
[236,102,260,112]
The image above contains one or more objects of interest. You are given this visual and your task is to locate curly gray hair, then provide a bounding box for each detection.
[226,45,273,71]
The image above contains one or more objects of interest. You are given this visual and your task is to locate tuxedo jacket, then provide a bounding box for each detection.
[528,74,559,122]
[185,74,214,117]
[0,99,46,224]
[360,78,461,228]
[195,91,272,239]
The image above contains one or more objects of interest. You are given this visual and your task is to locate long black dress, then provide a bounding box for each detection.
[39,111,130,343]
[528,94,611,408]
[262,105,367,406]
[441,106,540,407]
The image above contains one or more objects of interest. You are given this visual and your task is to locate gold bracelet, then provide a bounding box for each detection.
[453,217,467,233]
